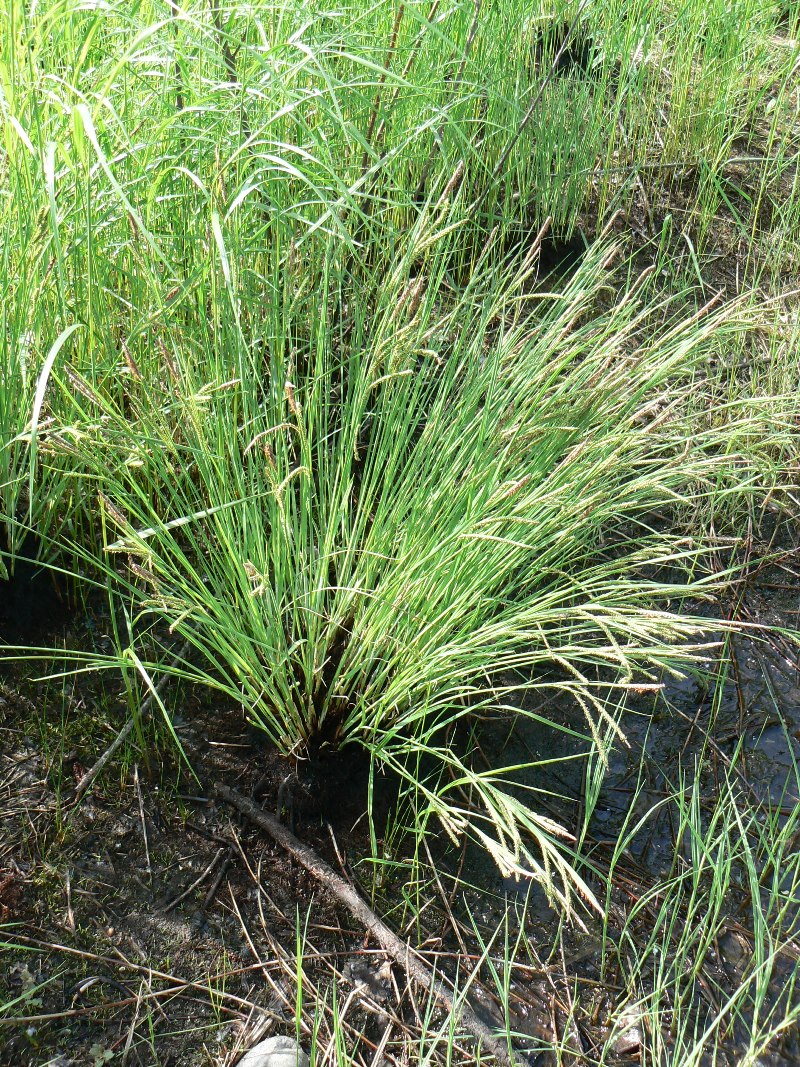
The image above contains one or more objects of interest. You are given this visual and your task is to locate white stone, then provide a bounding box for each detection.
[236,1036,310,1067]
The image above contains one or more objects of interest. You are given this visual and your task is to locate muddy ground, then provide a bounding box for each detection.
[1,511,799,1067]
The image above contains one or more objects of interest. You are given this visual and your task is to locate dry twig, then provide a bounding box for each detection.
[216,783,520,1067]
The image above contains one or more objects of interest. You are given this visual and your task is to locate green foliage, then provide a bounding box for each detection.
[0,0,798,907]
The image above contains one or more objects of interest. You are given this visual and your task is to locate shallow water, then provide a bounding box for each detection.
[450,535,800,1065]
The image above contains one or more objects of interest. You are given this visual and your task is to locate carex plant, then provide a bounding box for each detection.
[1,0,797,908]
[35,223,788,909]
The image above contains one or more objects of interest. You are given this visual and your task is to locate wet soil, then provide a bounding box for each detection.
[0,679,405,1067]
[459,525,800,1066]
[0,535,71,647]
[1,518,798,1067]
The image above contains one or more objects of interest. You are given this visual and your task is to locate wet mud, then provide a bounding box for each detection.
[0,534,71,647]
[1,523,798,1066]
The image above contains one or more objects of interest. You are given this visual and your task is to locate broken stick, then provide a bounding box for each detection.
[215,783,520,1067]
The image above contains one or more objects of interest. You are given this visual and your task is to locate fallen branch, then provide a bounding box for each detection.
[215,783,520,1067]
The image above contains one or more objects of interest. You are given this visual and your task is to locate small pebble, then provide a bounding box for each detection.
[236,1035,310,1067]
[190,909,208,933]
[613,1013,642,1055]
[613,1026,642,1055]
[719,930,747,969]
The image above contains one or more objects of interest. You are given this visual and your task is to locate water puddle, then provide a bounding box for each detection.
[437,534,800,1064]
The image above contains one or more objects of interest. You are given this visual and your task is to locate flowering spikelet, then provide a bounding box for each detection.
[156,336,179,383]
[435,159,465,211]
[121,340,143,381]
[284,380,300,419]
[128,561,160,592]
[64,365,102,405]
[99,492,128,529]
